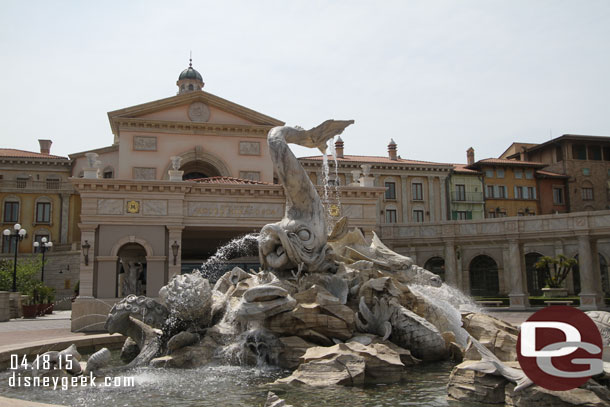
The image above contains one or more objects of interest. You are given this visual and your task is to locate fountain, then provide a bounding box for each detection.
[5,120,610,406]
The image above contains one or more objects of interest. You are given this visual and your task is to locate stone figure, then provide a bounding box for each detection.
[170,156,182,171]
[258,120,354,273]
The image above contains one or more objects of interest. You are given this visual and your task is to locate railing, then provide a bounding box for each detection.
[0,179,71,191]
[451,191,484,202]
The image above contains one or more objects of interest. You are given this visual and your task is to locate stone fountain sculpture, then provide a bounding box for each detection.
[36,120,609,405]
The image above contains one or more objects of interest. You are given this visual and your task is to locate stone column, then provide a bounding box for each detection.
[147,256,168,298]
[77,225,96,298]
[60,193,70,244]
[439,176,447,221]
[400,175,408,223]
[578,235,604,310]
[427,176,435,222]
[508,239,530,309]
[167,226,184,282]
[456,247,464,291]
[444,240,458,287]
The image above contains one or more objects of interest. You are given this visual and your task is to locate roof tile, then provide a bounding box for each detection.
[0,149,67,160]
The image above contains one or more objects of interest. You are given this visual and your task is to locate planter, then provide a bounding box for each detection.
[542,287,568,298]
[22,304,38,319]
[37,304,46,316]
[44,303,54,315]
[0,291,10,322]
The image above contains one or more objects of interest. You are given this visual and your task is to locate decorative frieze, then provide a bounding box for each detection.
[238,171,261,181]
[97,199,123,215]
[143,200,168,216]
[187,202,283,218]
[239,141,261,156]
[133,167,156,180]
[133,136,157,151]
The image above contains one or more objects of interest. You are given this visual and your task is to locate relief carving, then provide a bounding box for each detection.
[98,199,123,215]
[133,136,157,151]
[239,141,261,156]
[133,167,157,180]
[143,200,168,216]
[188,202,283,218]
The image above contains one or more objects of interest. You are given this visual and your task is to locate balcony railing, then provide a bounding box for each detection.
[451,191,484,202]
[0,179,71,191]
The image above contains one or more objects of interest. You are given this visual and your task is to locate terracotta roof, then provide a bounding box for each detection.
[190,176,273,185]
[298,154,450,166]
[468,158,546,168]
[536,170,568,178]
[452,164,481,174]
[0,149,67,160]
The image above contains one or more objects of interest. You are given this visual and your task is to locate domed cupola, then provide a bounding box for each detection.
[177,58,204,94]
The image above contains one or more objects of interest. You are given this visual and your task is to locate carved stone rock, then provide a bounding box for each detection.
[389,303,447,361]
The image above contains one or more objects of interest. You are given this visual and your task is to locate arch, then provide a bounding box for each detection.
[109,236,154,258]
[102,166,114,179]
[525,252,545,295]
[469,255,499,297]
[161,149,231,180]
[116,243,148,297]
[424,256,445,281]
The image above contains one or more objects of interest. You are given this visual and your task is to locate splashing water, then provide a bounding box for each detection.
[408,284,481,347]
[320,137,342,233]
[197,234,259,281]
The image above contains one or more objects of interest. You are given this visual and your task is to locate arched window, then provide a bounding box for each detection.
[572,253,610,295]
[469,255,499,297]
[424,256,445,281]
[102,167,114,179]
[188,84,194,91]
[525,252,545,296]
[181,160,222,180]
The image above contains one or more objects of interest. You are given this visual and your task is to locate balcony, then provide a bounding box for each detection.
[0,179,72,192]
[451,191,484,202]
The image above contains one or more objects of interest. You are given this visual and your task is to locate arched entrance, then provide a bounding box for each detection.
[469,255,499,297]
[424,256,445,281]
[525,252,545,296]
[117,243,147,297]
[181,160,222,180]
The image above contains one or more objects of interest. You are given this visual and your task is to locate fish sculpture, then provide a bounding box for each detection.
[259,120,354,273]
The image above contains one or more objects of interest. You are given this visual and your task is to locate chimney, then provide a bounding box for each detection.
[388,139,397,160]
[519,146,526,161]
[38,139,52,155]
[467,147,475,165]
[335,136,344,159]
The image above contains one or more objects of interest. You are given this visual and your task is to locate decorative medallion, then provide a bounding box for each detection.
[126,200,140,214]
[329,204,340,217]
[188,102,210,122]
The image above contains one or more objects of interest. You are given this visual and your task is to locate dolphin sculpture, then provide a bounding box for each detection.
[258,120,354,273]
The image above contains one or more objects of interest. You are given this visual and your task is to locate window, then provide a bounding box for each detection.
[2,235,15,254]
[188,84,194,91]
[413,210,424,223]
[518,211,524,216]
[515,186,524,199]
[514,169,523,179]
[385,209,397,223]
[412,183,423,200]
[455,184,466,201]
[103,170,113,179]
[3,201,19,223]
[455,211,470,220]
[496,169,505,178]
[604,147,610,161]
[486,185,494,198]
[385,182,396,200]
[553,187,564,204]
[572,144,587,160]
[327,179,339,186]
[497,211,507,217]
[527,187,536,200]
[497,185,507,198]
[485,170,494,178]
[583,168,591,176]
[46,178,60,189]
[525,169,534,179]
[488,211,497,218]
[588,145,602,161]
[556,146,564,162]
[16,177,27,188]
[582,187,594,201]
[36,202,51,223]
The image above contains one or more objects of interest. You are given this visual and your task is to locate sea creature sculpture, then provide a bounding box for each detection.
[464,336,533,392]
[258,120,354,273]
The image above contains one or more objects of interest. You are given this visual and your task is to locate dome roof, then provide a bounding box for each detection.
[178,65,203,81]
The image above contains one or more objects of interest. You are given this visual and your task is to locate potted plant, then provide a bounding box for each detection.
[535,254,578,298]
[72,280,79,302]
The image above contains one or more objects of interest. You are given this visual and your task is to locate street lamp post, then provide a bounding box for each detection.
[33,237,53,283]
[3,224,27,292]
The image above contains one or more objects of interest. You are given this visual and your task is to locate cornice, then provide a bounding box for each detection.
[113,118,273,138]
[299,160,453,173]
[0,158,71,166]
[71,178,385,199]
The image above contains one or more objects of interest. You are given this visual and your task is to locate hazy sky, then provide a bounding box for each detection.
[1,0,609,164]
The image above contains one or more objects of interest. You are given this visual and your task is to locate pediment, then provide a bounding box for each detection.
[107,91,284,136]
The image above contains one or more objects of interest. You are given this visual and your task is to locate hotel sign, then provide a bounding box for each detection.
[188,202,283,218]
